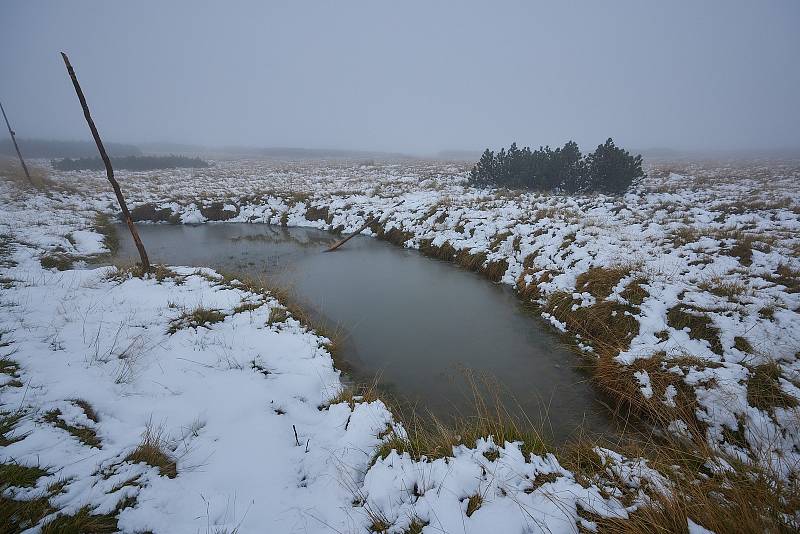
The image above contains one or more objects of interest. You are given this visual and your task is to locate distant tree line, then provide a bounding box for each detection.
[469,138,643,194]
[51,155,211,171]
[1,139,141,158]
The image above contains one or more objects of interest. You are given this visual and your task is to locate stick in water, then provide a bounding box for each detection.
[324,201,404,252]
[60,52,150,272]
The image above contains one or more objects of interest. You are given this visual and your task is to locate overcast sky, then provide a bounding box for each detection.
[1,1,798,154]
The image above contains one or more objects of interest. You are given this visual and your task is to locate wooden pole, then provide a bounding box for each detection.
[60,52,150,272]
[324,216,377,252]
[324,201,403,252]
[0,100,32,183]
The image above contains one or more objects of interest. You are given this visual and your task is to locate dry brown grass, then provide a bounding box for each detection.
[591,452,799,533]
[746,361,799,413]
[545,291,640,353]
[304,204,333,224]
[167,305,226,334]
[324,381,381,410]
[667,305,723,355]
[42,409,100,448]
[125,423,176,478]
[575,265,632,299]
[590,352,703,438]
[374,371,548,463]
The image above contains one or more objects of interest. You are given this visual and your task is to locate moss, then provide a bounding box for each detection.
[43,409,100,448]
[667,305,723,355]
[747,362,798,412]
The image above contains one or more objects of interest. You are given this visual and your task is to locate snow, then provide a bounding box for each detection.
[3,156,800,532]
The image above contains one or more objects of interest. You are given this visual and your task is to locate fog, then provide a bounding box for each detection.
[1,0,799,155]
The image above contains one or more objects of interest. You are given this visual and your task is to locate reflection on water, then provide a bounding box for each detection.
[115,223,614,443]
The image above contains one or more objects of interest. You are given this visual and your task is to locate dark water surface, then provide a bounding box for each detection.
[115,223,613,443]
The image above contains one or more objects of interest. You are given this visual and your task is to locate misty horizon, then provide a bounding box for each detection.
[2,1,799,155]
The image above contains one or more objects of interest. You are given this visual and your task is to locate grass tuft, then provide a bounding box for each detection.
[42,409,100,448]
[465,493,482,517]
[168,305,226,334]
[93,213,119,255]
[267,306,289,325]
[746,362,798,412]
[0,463,48,489]
[374,371,548,464]
[40,253,73,271]
[576,266,631,300]
[125,423,177,478]
[41,505,118,534]
[667,305,723,355]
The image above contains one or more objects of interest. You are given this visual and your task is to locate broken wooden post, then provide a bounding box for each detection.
[324,216,378,252]
[60,52,150,272]
[324,201,404,252]
[0,100,32,183]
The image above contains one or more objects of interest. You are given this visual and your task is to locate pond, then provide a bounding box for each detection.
[115,223,614,443]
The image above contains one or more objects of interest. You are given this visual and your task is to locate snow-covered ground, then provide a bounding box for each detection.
[1,157,799,532]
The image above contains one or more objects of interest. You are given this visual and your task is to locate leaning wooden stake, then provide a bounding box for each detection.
[324,201,403,252]
[0,100,32,183]
[60,52,150,272]
[324,216,378,252]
